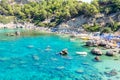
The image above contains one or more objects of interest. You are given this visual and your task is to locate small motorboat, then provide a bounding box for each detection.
[76,52,87,55]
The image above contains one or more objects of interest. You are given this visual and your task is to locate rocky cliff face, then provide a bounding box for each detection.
[56,12,120,32]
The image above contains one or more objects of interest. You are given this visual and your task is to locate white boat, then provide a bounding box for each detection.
[76,52,87,55]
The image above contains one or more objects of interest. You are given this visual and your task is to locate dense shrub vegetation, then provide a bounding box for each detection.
[0,0,99,26]
[99,0,120,14]
[0,0,120,32]
[0,15,14,24]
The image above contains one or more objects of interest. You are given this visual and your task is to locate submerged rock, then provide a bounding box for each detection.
[6,33,15,36]
[20,64,27,68]
[116,76,120,79]
[91,48,102,55]
[94,56,101,62]
[56,66,65,70]
[8,64,16,69]
[0,57,9,61]
[33,63,39,66]
[114,58,119,60]
[6,31,20,36]
[32,55,40,61]
[45,45,51,51]
[27,45,34,48]
[76,69,84,74]
[66,57,73,60]
[15,31,20,36]
[19,61,26,64]
[105,67,111,69]
[51,58,58,61]
[104,69,118,77]
[82,62,89,65]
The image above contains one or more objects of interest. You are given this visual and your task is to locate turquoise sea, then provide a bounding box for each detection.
[0,29,120,80]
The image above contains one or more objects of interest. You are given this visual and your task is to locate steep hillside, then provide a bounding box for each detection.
[0,0,120,33]
[56,12,120,33]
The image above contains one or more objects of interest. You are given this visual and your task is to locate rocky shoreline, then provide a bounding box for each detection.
[0,22,120,58]
[0,22,120,80]
[0,22,53,37]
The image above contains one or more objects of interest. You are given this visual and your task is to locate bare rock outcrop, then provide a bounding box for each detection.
[91,48,102,55]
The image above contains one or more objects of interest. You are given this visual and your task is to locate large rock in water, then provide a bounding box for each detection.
[99,40,107,46]
[15,31,20,36]
[106,50,115,56]
[91,48,102,55]
[86,40,94,46]
[6,33,15,36]
[86,40,97,46]
[59,49,68,56]
[105,45,111,49]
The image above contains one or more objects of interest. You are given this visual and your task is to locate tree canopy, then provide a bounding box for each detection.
[0,0,120,29]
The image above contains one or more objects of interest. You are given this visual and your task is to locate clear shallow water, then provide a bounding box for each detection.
[0,30,120,80]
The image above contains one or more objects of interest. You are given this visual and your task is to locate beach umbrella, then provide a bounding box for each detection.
[117,42,120,48]
[106,34,114,40]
